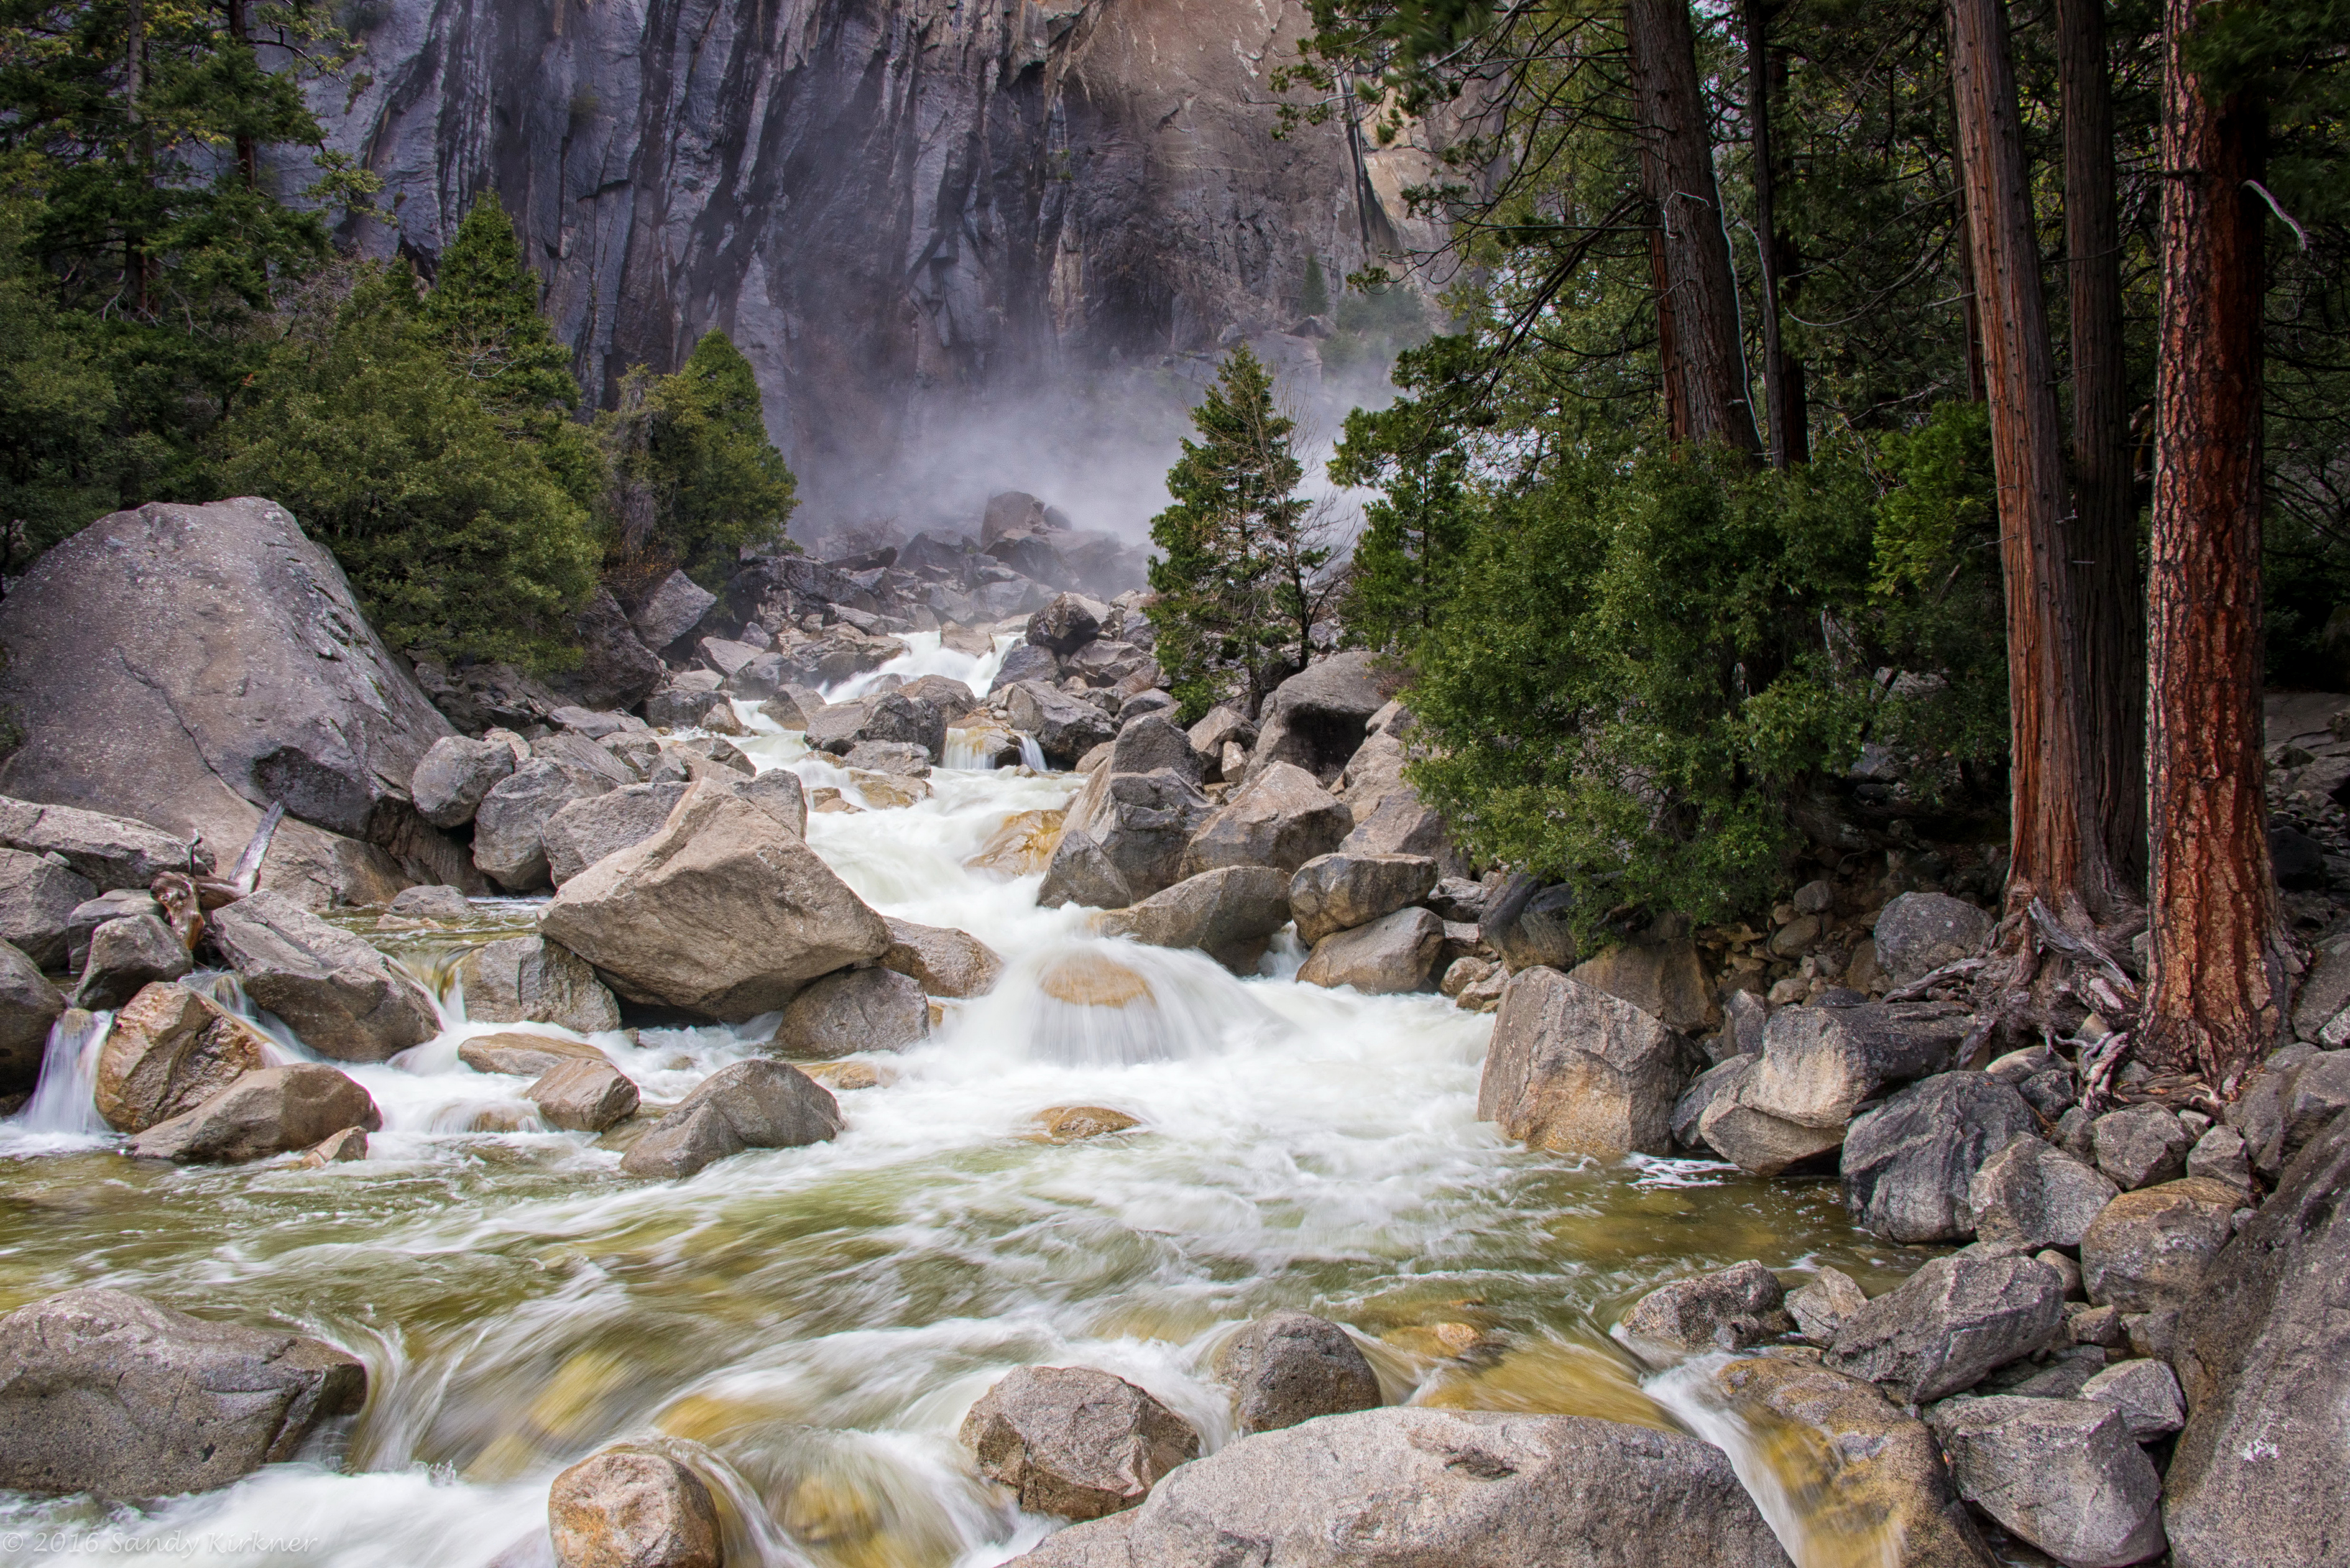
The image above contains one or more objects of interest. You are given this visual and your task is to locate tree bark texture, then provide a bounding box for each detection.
[1742,0,1801,469]
[2141,0,2283,1093]
[1947,0,2122,925]
[2059,0,2147,888]
[1627,0,1761,457]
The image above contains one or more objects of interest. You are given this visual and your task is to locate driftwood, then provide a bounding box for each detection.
[151,802,285,942]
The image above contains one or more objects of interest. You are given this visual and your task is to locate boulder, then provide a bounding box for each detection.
[2183,1123,2252,1188]
[1927,1396,2165,1568]
[806,691,946,760]
[841,739,931,776]
[1670,1052,1755,1151]
[1245,651,1387,785]
[1185,706,1257,777]
[65,889,164,970]
[1696,1063,1848,1176]
[2165,1111,2350,1566]
[206,889,440,1062]
[757,686,824,730]
[1036,830,1134,910]
[541,782,691,887]
[0,846,95,970]
[1970,1136,2122,1252]
[1615,1261,1792,1365]
[72,913,192,1010]
[547,1448,723,1568]
[618,1058,842,1178]
[1286,852,1438,946]
[1180,762,1352,878]
[386,884,471,920]
[767,966,929,1059]
[411,736,517,829]
[2261,1048,2350,1176]
[989,642,1062,695]
[1026,593,1105,655]
[1872,891,1994,984]
[960,1364,1201,1520]
[0,1288,366,1497]
[1481,875,1578,973]
[473,758,615,891]
[128,1063,383,1163]
[880,919,1004,997]
[2080,1177,2246,1314]
[2079,1358,2185,1443]
[1478,967,1701,1157]
[730,769,808,838]
[0,499,458,906]
[0,940,65,1093]
[643,685,740,733]
[532,730,643,789]
[542,782,892,1021]
[1213,1312,1381,1435]
[1296,906,1445,995]
[1841,1073,2042,1244]
[455,936,621,1034]
[0,796,209,893]
[1004,680,1117,765]
[899,673,979,721]
[523,1058,641,1133]
[93,982,270,1132]
[1826,1249,2066,1403]
[556,587,666,713]
[1566,935,1717,1035]
[2090,1102,2194,1190]
[629,569,719,650]
[1006,1407,1793,1568]
[1040,749,1214,908]
[1785,1266,1870,1344]
[1707,1358,1993,1567]
[459,1033,612,1076]
[1117,689,1176,727]
[1738,1001,1972,1130]
[299,1126,369,1166]
[1093,867,1291,975]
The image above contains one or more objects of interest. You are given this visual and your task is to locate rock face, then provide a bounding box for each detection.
[547,1449,722,1568]
[1092,867,1291,975]
[1182,763,1353,879]
[0,499,460,906]
[1872,891,1994,984]
[619,1058,843,1178]
[455,937,622,1034]
[1007,1407,1794,1568]
[0,1288,366,1497]
[767,966,930,1058]
[207,890,439,1062]
[961,1364,1201,1520]
[1927,1396,2166,1568]
[1969,1136,2122,1252]
[1826,1250,2066,1404]
[881,918,1004,997]
[1213,1313,1381,1435]
[128,1063,382,1162]
[94,983,270,1133]
[1286,852,1438,946]
[1840,1074,2042,1244]
[543,782,891,1021]
[0,940,65,1093]
[1479,968,1699,1158]
[1615,1261,1791,1365]
[1296,906,1445,995]
[2079,1177,2246,1314]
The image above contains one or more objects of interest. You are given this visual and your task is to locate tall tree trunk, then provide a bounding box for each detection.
[2140,0,2283,1093]
[1627,0,1762,456]
[1742,0,1798,469]
[1954,175,1988,403]
[2060,0,2146,889]
[1947,0,2122,926]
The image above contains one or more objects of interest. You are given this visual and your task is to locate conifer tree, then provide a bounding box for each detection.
[599,329,798,582]
[1330,393,1470,653]
[1147,345,1332,721]
[418,193,580,417]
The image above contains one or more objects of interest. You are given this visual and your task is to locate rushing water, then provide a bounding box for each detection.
[0,636,1947,1567]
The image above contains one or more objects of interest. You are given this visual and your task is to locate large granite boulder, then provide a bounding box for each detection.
[454,936,622,1034]
[1004,680,1117,765]
[1826,1249,2065,1404]
[1927,1396,2165,1568]
[766,966,929,1058]
[541,781,691,886]
[94,982,270,1133]
[0,1288,365,1496]
[880,918,1004,997]
[555,587,666,713]
[472,757,615,891]
[1840,1073,2042,1244]
[1007,1407,1793,1568]
[806,690,947,761]
[1478,967,1701,1157]
[73,912,193,1010]
[0,499,461,907]
[1566,934,1717,1035]
[0,940,64,1094]
[548,1448,723,1568]
[410,736,517,829]
[1969,1135,2122,1252]
[0,847,95,970]
[1287,852,1438,946]
[1092,867,1291,974]
[1871,892,1994,985]
[2080,1177,2247,1314]
[1179,762,1353,878]
[1738,1000,1972,1131]
[1296,906,1446,994]
[0,796,209,892]
[1213,1313,1381,1435]
[542,782,891,1021]
[523,1058,641,1133]
[629,568,719,651]
[1482,875,1578,973]
[127,1063,382,1163]
[960,1364,1202,1521]
[1696,1064,1848,1176]
[1615,1261,1792,1366]
[1037,725,1214,906]
[459,1033,611,1076]
[1026,593,1105,654]
[1245,651,1387,785]
[206,890,440,1062]
[618,1058,843,1178]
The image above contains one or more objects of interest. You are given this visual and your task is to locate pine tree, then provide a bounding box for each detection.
[1147,345,1332,721]
[418,192,580,417]
[599,329,798,583]
[1330,394,1470,653]
[1300,254,1331,318]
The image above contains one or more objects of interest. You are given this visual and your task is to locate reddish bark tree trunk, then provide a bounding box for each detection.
[1627,0,1761,456]
[2140,0,2284,1093]
[1947,0,2123,926]
[2059,0,2147,889]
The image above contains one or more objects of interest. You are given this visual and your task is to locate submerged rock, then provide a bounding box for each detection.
[94,982,270,1133]
[548,1448,723,1568]
[1213,1312,1381,1435]
[206,890,440,1062]
[1479,968,1700,1158]
[961,1364,1201,1520]
[459,1033,611,1077]
[619,1059,842,1179]
[128,1063,382,1163]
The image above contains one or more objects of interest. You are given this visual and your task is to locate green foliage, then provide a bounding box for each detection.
[1330,366,1473,653]
[598,330,798,584]
[0,169,115,571]
[1147,345,1333,722]
[418,192,580,418]
[1300,254,1330,318]
[216,263,600,669]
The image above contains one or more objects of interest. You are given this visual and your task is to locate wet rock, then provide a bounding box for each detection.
[298,1126,368,1166]
[960,1364,1202,1520]
[767,966,929,1059]
[1842,1074,2043,1244]
[1566,935,1717,1035]
[2090,1103,2193,1190]
[459,1033,612,1076]
[1214,1312,1381,1434]
[540,782,691,888]
[1004,681,1117,765]
[1035,829,1133,909]
[1969,1136,2122,1252]
[386,884,471,920]
[2080,1177,2246,1314]
[0,847,95,970]
[1927,1396,2165,1568]
[644,684,740,733]
[2183,1123,2251,1188]
[1297,906,1445,995]
[474,758,616,891]
[1180,762,1352,879]
[1006,1406,1793,1568]
[1026,593,1105,655]
[880,918,1003,997]
[0,796,210,893]
[129,1063,383,1163]
[1785,1266,1870,1344]
[524,1058,641,1132]
[1032,1104,1141,1141]
[1616,1261,1792,1365]
[2079,1358,2184,1443]
[1670,1054,1754,1151]
[1245,651,1387,785]
[72,913,191,1011]
[807,691,946,761]
[543,782,892,1022]
[207,890,440,1062]
[94,982,269,1132]
[630,569,719,651]
[1826,1250,2066,1404]
[412,736,518,829]
[620,1058,843,1178]
[1696,1062,1847,1176]
[1739,1001,1972,1131]
[0,940,65,1093]
[838,740,930,776]
[1479,967,1701,1157]
[0,1287,366,1497]
[1707,1358,1992,1567]
[1480,874,1578,973]
[547,1447,723,1568]
[1042,737,1215,905]
[1092,867,1291,975]
[1872,891,1995,985]
[1286,852,1438,946]
[455,937,622,1035]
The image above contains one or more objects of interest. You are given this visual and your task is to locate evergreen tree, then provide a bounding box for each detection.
[599,329,798,583]
[1329,373,1472,652]
[1147,345,1332,721]
[417,192,580,418]
[1300,254,1330,318]
[0,172,115,573]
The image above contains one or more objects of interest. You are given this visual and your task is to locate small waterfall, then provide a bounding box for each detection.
[13,1009,113,1136]
[1017,734,1048,772]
